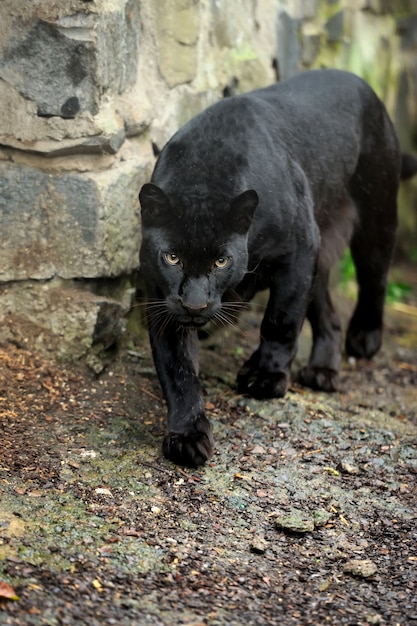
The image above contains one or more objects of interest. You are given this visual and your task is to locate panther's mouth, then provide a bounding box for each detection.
[176,317,209,329]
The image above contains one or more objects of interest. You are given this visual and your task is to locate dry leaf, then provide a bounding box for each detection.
[0,581,19,601]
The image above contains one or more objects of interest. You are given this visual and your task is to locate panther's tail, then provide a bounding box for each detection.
[400,152,417,180]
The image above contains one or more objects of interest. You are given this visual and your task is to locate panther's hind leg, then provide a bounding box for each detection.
[298,192,356,391]
[346,176,398,359]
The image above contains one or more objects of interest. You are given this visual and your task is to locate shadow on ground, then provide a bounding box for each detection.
[0,287,416,625]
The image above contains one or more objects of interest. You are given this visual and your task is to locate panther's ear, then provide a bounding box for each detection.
[230,189,258,234]
[139,183,170,227]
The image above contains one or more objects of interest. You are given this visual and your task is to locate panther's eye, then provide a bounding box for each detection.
[214,257,229,269]
[164,252,180,266]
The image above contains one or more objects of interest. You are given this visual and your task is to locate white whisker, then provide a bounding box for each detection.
[144,299,176,340]
[213,307,249,340]
[244,260,262,276]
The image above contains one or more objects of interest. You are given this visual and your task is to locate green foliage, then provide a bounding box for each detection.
[339,249,412,303]
[385,280,412,304]
[340,249,356,285]
[232,346,244,360]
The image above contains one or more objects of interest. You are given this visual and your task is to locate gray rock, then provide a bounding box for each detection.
[0,279,129,362]
[0,20,98,117]
[0,3,140,119]
[325,10,344,43]
[154,0,199,87]
[94,0,141,95]
[301,32,321,67]
[276,10,299,80]
[28,129,127,158]
[0,151,150,281]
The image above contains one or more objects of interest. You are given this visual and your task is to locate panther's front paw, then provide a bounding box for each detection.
[237,363,289,400]
[162,415,214,467]
[297,365,339,392]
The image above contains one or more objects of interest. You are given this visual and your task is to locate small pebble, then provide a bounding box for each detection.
[343,559,377,578]
[274,512,314,533]
[250,536,269,554]
[339,459,360,475]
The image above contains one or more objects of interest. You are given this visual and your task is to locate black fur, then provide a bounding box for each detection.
[139,69,401,467]
[400,152,417,180]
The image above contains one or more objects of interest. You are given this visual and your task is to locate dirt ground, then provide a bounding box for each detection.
[0,281,416,626]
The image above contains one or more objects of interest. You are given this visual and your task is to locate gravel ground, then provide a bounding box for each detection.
[0,286,416,626]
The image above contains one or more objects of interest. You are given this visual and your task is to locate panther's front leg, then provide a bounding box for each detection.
[149,320,213,466]
[237,252,316,400]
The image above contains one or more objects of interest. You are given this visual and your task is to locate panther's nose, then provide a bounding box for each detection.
[182,302,208,316]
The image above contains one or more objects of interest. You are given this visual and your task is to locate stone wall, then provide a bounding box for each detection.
[0,0,416,364]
